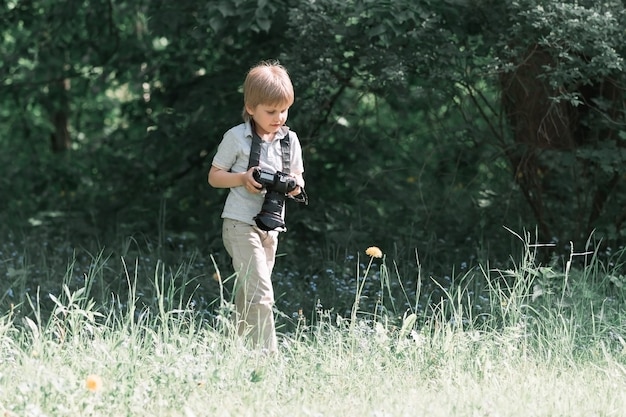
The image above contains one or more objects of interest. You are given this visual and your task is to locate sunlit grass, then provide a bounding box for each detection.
[1,233,626,416]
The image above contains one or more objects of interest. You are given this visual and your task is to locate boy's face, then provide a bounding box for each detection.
[247,102,290,136]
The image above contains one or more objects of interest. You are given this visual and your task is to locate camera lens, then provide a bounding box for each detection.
[254,191,287,231]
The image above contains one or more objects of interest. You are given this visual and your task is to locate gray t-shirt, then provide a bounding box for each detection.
[212,122,305,226]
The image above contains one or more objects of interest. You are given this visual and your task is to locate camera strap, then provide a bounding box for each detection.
[247,121,308,205]
[247,124,291,174]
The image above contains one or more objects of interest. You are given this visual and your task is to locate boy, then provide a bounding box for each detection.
[208,61,306,352]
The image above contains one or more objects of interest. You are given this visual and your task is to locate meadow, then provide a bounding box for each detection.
[1,231,626,417]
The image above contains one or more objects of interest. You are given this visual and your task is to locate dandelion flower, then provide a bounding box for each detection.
[85,374,103,392]
[365,246,383,258]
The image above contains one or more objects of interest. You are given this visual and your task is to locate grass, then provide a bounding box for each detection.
[1,231,626,416]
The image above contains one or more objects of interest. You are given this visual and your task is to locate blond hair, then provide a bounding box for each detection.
[242,60,294,122]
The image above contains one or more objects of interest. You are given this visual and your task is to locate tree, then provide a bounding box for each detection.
[494,1,626,242]
[1,0,625,266]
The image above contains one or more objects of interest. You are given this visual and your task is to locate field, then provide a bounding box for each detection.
[1,234,626,417]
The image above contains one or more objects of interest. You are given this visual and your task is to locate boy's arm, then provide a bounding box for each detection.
[287,173,304,197]
[208,165,262,194]
[287,173,308,204]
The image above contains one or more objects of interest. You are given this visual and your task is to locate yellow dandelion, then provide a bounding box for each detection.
[85,374,103,392]
[365,246,383,258]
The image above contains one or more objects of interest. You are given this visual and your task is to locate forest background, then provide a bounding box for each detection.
[1,0,625,321]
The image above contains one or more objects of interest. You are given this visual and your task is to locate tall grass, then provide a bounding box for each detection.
[1,232,626,416]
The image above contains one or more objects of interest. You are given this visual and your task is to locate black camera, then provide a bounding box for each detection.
[252,169,297,231]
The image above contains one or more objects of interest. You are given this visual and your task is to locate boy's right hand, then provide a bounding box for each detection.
[208,165,262,193]
[244,166,263,194]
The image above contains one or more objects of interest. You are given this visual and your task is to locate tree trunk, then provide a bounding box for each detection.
[49,78,71,152]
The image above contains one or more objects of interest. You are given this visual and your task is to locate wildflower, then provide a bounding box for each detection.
[365,246,383,258]
[85,374,103,392]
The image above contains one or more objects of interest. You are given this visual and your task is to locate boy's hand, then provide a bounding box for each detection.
[244,166,263,194]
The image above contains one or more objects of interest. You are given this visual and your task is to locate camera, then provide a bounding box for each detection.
[252,169,297,231]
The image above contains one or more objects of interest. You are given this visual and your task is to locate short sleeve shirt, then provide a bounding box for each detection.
[212,121,305,225]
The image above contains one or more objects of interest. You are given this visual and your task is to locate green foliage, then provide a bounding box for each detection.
[1,0,626,285]
[490,0,626,243]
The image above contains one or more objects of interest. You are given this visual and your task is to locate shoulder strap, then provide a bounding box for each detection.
[247,124,291,173]
[247,132,262,171]
[280,133,291,174]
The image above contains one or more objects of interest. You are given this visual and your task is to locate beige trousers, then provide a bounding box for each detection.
[222,218,279,352]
